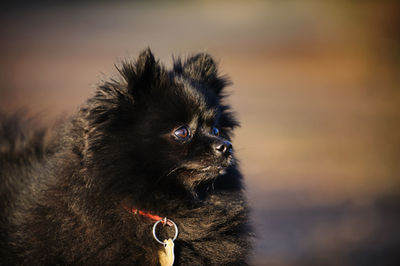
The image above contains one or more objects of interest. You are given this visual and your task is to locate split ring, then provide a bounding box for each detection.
[152,218,178,245]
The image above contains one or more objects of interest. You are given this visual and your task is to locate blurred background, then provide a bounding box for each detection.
[1,1,399,265]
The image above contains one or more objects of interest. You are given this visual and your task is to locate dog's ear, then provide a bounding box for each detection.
[174,53,229,95]
[118,48,161,99]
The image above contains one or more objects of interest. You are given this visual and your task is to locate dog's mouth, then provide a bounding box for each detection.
[181,155,232,172]
[168,156,233,185]
[157,156,234,198]
[196,165,228,175]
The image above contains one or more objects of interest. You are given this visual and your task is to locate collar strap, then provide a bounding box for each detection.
[125,206,173,226]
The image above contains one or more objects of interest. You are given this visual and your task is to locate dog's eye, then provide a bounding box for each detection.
[211,127,219,136]
[174,126,190,140]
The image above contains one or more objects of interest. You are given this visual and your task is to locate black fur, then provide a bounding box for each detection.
[0,49,252,265]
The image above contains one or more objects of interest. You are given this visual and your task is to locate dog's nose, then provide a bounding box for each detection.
[214,140,233,156]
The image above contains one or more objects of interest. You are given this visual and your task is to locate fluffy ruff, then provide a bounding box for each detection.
[0,49,252,265]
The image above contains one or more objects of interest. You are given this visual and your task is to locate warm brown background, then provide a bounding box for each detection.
[1,1,399,265]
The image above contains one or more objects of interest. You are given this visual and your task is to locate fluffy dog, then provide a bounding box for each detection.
[0,49,251,265]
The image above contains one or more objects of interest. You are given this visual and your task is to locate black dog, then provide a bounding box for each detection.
[0,49,251,265]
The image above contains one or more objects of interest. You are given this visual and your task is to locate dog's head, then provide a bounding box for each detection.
[81,49,239,197]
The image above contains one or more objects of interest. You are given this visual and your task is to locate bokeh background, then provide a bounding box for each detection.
[1,1,399,265]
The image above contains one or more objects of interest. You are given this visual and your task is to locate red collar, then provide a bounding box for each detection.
[124,205,173,226]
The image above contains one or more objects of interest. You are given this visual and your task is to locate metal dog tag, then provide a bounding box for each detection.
[152,218,178,266]
[158,239,175,266]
